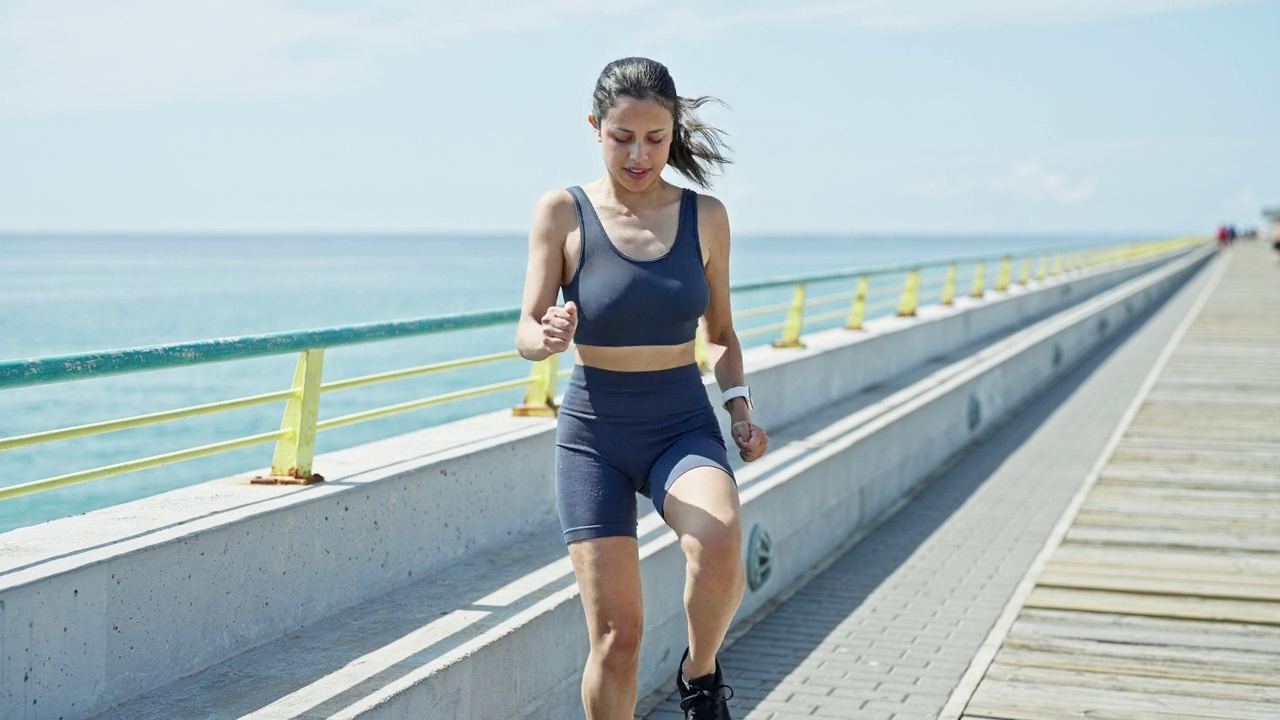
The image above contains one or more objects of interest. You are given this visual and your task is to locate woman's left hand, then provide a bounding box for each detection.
[732,421,769,462]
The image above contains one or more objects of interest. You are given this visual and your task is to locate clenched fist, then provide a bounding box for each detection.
[541,301,578,353]
[732,421,769,462]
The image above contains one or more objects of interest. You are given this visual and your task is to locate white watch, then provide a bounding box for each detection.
[722,385,752,411]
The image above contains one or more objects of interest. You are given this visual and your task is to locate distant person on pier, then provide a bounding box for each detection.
[517,57,768,720]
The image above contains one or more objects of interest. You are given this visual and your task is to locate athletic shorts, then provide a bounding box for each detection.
[555,363,736,544]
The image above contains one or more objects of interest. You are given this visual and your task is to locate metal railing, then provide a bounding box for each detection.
[0,236,1205,501]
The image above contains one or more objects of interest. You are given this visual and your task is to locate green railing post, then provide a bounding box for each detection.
[846,275,870,330]
[259,349,325,484]
[971,262,986,298]
[996,257,1012,292]
[512,354,560,417]
[773,284,807,348]
[1037,254,1048,281]
[1019,257,1032,285]
[941,264,958,306]
[897,269,921,316]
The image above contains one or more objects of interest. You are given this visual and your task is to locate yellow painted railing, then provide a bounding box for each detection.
[0,236,1206,502]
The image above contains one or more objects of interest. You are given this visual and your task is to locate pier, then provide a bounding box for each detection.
[642,242,1279,720]
[4,240,1278,719]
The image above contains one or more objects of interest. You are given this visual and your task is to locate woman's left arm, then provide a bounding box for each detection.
[700,194,769,462]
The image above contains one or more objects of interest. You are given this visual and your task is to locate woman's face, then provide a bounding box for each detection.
[595,96,673,193]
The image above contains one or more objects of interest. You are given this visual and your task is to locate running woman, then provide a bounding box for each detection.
[517,57,768,720]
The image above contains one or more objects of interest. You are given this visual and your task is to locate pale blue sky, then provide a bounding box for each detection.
[1,0,1275,235]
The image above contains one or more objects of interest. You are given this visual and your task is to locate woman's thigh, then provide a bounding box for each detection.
[567,536,644,643]
[662,465,741,545]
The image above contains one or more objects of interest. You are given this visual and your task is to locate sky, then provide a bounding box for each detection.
[0,0,1276,236]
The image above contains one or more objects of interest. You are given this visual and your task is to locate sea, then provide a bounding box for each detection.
[0,232,1141,533]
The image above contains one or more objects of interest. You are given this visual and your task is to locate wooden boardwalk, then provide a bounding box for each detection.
[958,242,1280,720]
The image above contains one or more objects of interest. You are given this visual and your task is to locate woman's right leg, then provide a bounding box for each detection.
[568,536,644,720]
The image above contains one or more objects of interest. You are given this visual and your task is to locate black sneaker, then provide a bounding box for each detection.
[675,647,734,719]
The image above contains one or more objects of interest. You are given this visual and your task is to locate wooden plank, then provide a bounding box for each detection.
[967,679,1280,720]
[1035,569,1280,603]
[1000,634,1280,675]
[992,646,1280,688]
[1072,511,1279,535]
[1107,453,1280,476]
[983,663,1280,703]
[1052,544,1280,575]
[1063,526,1280,554]
[1081,500,1280,522]
[1043,560,1280,590]
[1013,608,1280,654]
[1099,467,1280,489]
[1087,485,1280,505]
[1024,586,1280,625]
[1119,439,1280,457]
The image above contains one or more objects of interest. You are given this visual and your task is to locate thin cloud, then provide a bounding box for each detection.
[990,162,1096,204]
[0,0,1246,117]
[637,0,1245,42]
[0,0,644,117]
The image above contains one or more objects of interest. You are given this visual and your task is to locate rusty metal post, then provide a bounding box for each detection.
[846,275,870,330]
[773,284,807,348]
[258,349,325,484]
[941,264,958,306]
[971,261,986,298]
[512,354,559,417]
[996,257,1012,292]
[897,270,921,316]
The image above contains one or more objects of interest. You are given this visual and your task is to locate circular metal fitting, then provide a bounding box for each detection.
[746,524,774,592]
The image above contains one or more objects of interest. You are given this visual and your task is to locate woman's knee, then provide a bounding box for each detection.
[682,523,742,578]
[592,617,643,672]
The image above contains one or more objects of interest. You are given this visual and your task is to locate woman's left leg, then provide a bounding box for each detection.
[662,466,745,680]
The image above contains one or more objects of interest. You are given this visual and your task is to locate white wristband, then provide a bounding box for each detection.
[722,385,752,411]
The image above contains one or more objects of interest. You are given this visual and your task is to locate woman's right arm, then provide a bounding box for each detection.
[516,190,577,361]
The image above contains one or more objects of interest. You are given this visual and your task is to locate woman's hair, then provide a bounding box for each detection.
[591,57,731,189]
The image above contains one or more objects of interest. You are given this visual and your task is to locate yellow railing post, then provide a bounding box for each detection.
[1019,256,1032,285]
[512,354,560,417]
[1051,253,1062,277]
[971,262,986,298]
[1066,253,1076,273]
[1037,254,1048,281]
[694,325,710,370]
[940,264,958,306]
[996,257,1012,292]
[773,284,807,348]
[261,349,325,484]
[846,275,870,330]
[897,269,921,317]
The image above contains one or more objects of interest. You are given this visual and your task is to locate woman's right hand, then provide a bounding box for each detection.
[541,301,578,353]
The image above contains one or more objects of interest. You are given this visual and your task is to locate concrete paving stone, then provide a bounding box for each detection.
[750,699,819,715]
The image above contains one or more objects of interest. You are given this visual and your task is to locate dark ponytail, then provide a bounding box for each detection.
[591,57,732,189]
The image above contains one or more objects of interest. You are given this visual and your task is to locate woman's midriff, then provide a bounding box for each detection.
[574,341,697,372]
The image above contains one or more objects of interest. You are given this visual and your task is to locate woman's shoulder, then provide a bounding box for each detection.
[530,188,580,237]
[692,190,727,215]
[692,190,730,236]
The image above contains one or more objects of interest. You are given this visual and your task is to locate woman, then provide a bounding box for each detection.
[517,57,768,720]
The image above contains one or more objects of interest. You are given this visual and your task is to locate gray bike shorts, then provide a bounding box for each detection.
[555,363,736,544]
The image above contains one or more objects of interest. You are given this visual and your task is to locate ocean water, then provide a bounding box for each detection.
[0,233,1137,532]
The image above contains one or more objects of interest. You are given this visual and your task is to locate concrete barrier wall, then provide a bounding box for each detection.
[0,248,1208,720]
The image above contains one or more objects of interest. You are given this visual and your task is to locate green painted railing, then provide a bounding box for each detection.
[0,236,1206,501]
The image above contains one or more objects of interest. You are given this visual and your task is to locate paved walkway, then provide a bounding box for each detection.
[641,247,1231,720]
[950,241,1280,720]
